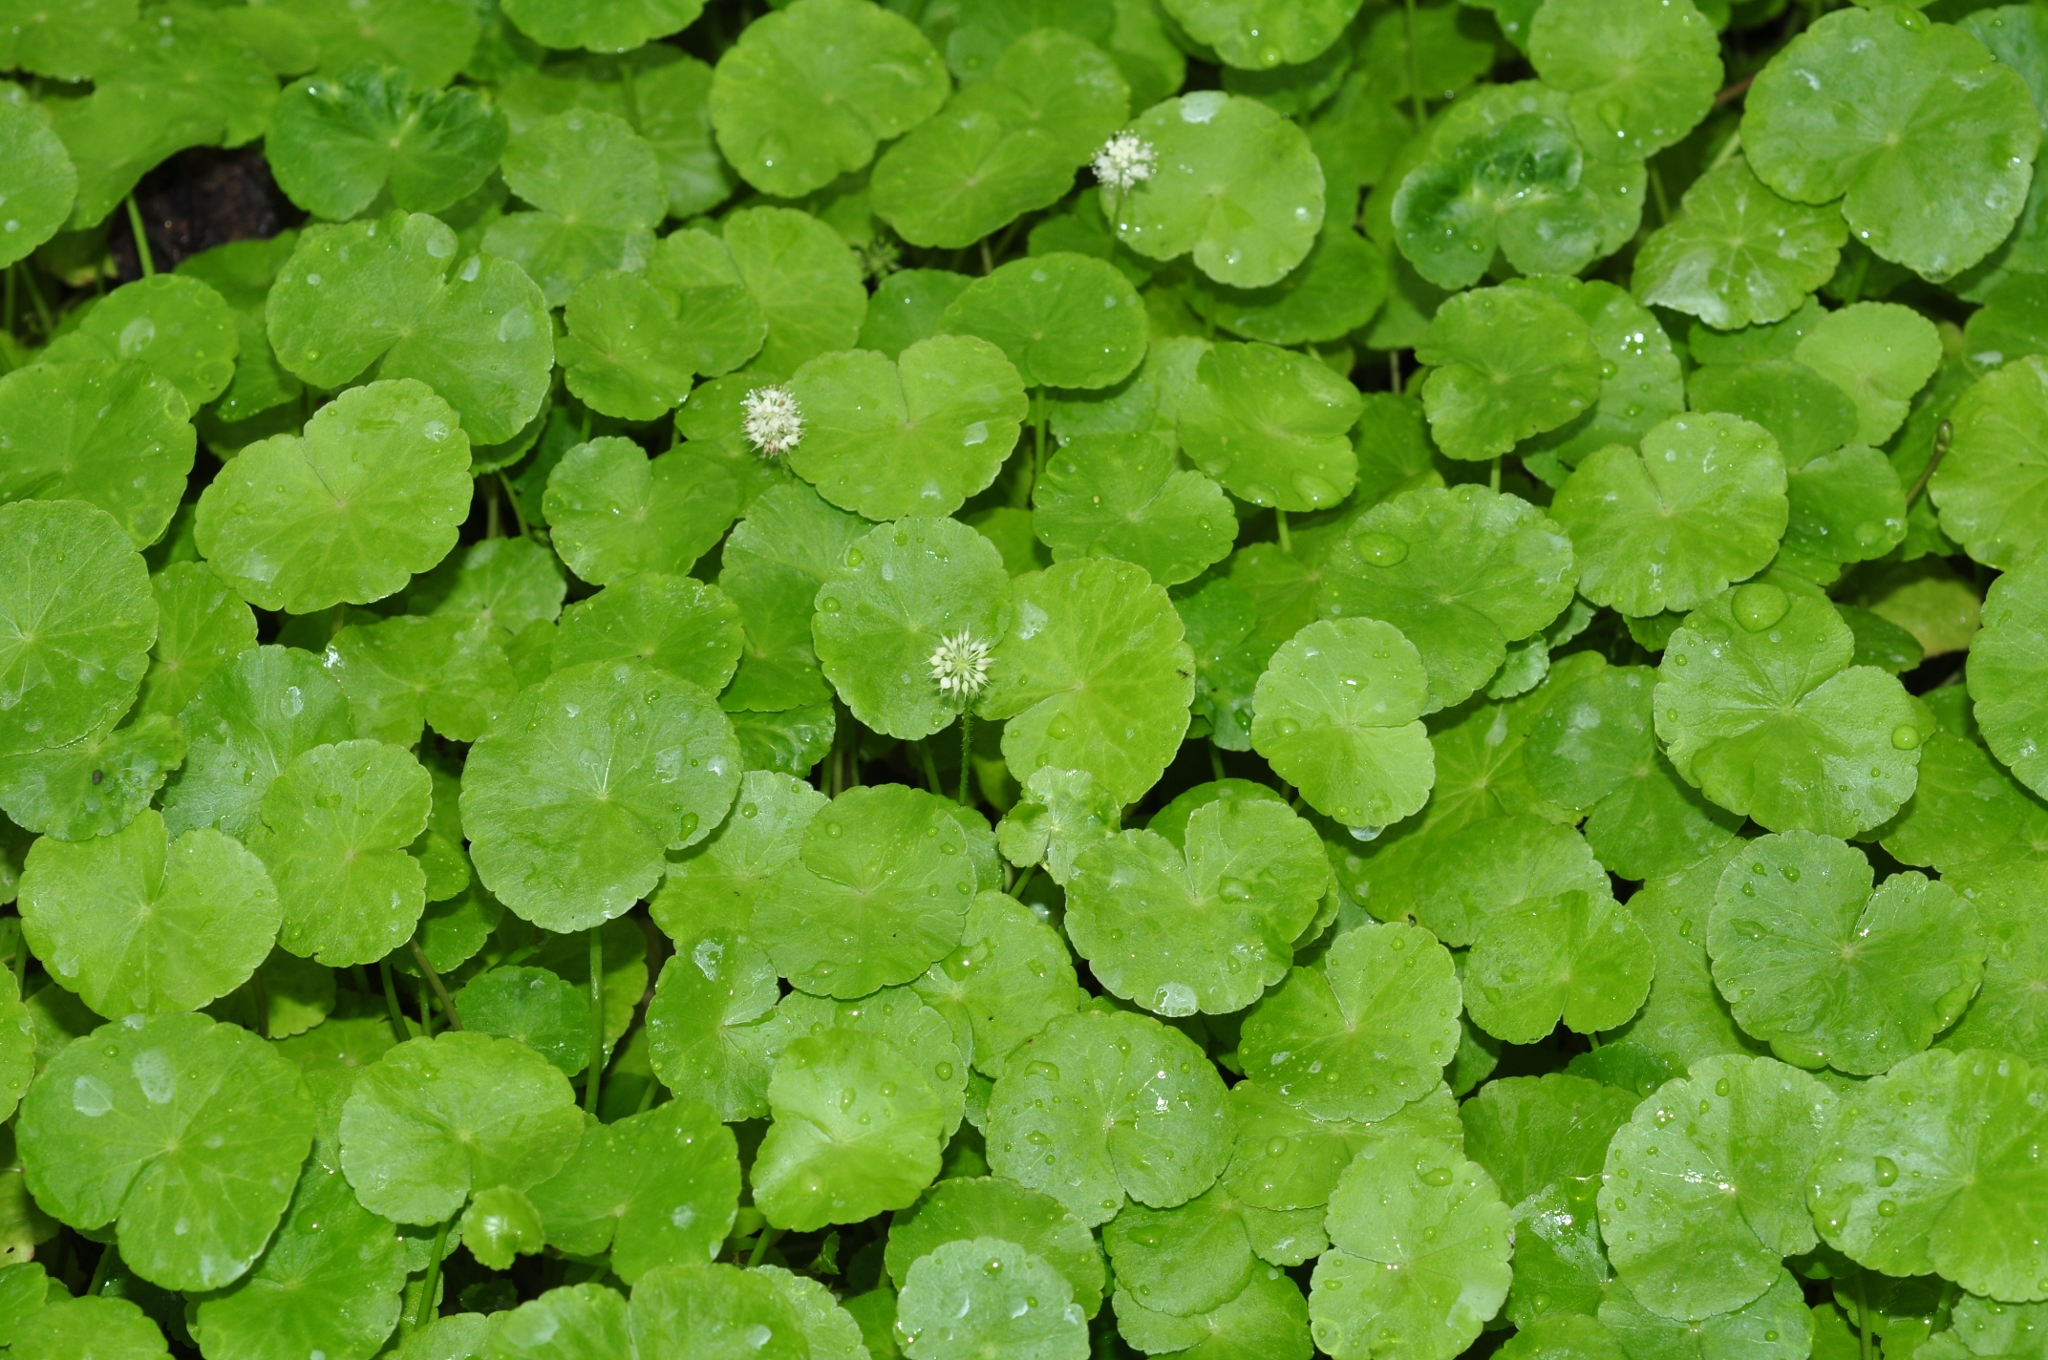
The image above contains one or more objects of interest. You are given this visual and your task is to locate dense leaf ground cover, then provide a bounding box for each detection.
[2,0,2048,1356]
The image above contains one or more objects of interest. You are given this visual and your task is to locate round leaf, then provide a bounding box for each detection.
[709,0,950,199]
[19,809,277,1018]
[1528,0,1721,163]
[1112,92,1325,289]
[1599,1054,1833,1321]
[1744,8,2040,280]
[501,0,704,53]
[1416,286,1604,462]
[978,558,1195,806]
[1162,0,1360,69]
[0,101,75,270]
[0,500,156,758]
[1178,341,1364,511]
[1031,432,1236,586]
[787,335,1029,521]
[1066,797,1329,1017]
[267,66,505,221]
[337,1030,583,1225]
[18,1011,313,1290]
[896,1237,1088,1360]
[195,380,472,614]
[910,888,1086,1078]
[937,253,1146,391]
[1655,588,1921,837]
[462,660,742,932]
[1251,617,1435,829]
[812,516,1013,741]
[1707,831,1985,1074]
[1632,157,1848,331]
[159,645,353,841]
[38,275,236,411]
[645,928,780,1122]
[1811,1047,2048,1302]
[552,573,744,695]
[0,711,184,842]
[1239,921,1461,1123]
[1972,556,2048,802]
[887,1178,1106,1320]
[1551,413,1789,617]
[1933,354,2048,571]
[543,439,740,586]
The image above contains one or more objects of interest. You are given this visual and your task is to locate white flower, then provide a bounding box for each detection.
[927,630,993,700]
[742,385,804,459]
[1091,132,1157,192]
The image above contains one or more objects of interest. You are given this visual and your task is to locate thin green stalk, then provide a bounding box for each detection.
[418,973,434,1038]
[248,967,268,1039]
[1275,508,1292,556]
[1403,0,1427,126]
[485,484,502,539]
[498,473,530,537]
[409,940,462,1029]
[916,739,943,795]
[1209,740,1226,783]
[18,263,51,338]
[12,929,29,992]
[747,1228,783,1268]
[584,928,605,1115]
[957,711,974,806]
[1011,862,1037,905]
[635,1073,661,1115]
[86,1241,119,1296]
[1647,160,1672,227]
[1489,457,1502,494]
[1906,420,1952,508]
[378,960,412,1046]
[125,195,155,278]
[409,1217,453,1335]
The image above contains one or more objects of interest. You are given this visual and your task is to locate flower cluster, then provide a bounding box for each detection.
[926,630,992,700]
[741,385,804,458]
[1091,132,1157,192]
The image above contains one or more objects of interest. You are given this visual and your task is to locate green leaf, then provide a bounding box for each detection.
[718,207,871,377]
[1598,1271,1815,1360]
[266,66,507,221]
[1781,443,1909,575]
[1744,7,2040,280]
[1103,1185,1258,1318]
[1466,883,1653,1044]
[19,808,277,1017]
[752,783,977,999]
[265,211,447,387]
[812,516,1013,740]
[408,536,566,636]
[873,31,1131,250]
[1881,733,2046,876]
[18,1011,313,1290]
[1162,0,1360,69]
[7,1295,169,1360]
[1792,301,1942,446]
[463,660,741,932]
[887,1177,1106,1319]
[1186,226,1390,348]
[1811,1047,2048,1302]
[937,253,1146,392]
[985,1008,1230,1225]
[653,769,824,938]
[1177,341,1364,511]
[1599,1054,1833,1321]
[500,0,704,52]
[455,966,594,1075]
[646,925,780,1121]
[709,0,950,198]
[195,380,473,614]
[0,101,75,270]
[1031,432,1235,586]
[1113,92,1325,288]
[1310,1133,1513,1360]
[753,1027,946,1231]
[709,483,854,708]
[1528,0,1721,162]
[1707,831,1984,1074]
[0,499,157,758]
[0,712,185,842]
[543,440,740,586]
[526,1098,738,1281]
[138,564,256,722]
[41,274,237,411]
[1112,1266,1313,1360]
[186,1161,408,1360]
[1461,1073,1639,1210]
[765,984,971,1140]
[978,558,1196,806]
[1319,485,1578,713]
[1238,920,1461,1122]
[295,0,479,89]
[338,1030,583,1224]
[249,739,432,968]
[1551,413,1789,617]
[323,614,518,749]
[995,766,1122,886]
[1656,587,1922,837]
[1416,286,1604,462]
[160,646,354,841]
[1685,357,1859,467]
[1633,158,1848,330]
[1392,84,1637,291]
[1933,355,2048,571]
[1414,813,1610,949]
[787,335,1028,521]
[555,271,698,422]
[552,573,743,695]
[1250,617,1433,828]
[1509,276,1687,469]
[1065,796,1328,1016]
[1942,864,2048,1064]
[910,888,1086,1077]
[895,1237,1089,1360]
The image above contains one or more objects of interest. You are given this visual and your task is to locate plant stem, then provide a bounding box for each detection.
[409,1216,452,1335]
[957,711,974,806]
[418,973,434,1038]
[1906,420,1952,507]
[485,483,502,539]
[1208,741,1226,783]
[916,739,943,794]
[17,263,51,338]
[87,1241,119,1295]
[498,473,530,537]
[1011,862,1037,904]
[1389,350,1402,392]
[1647,160,1672,227]
[379,960,412,1046]
[748,1228,783,1268]
[125,195,155,278]
[1489,457,1502,493]
[410,940,462,1029]
[248,966,268,1039]
[584,927,605,1115]
[1403,0,1427,126]
[1275,508,1292,556]
[1856,1270,1872,1360]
